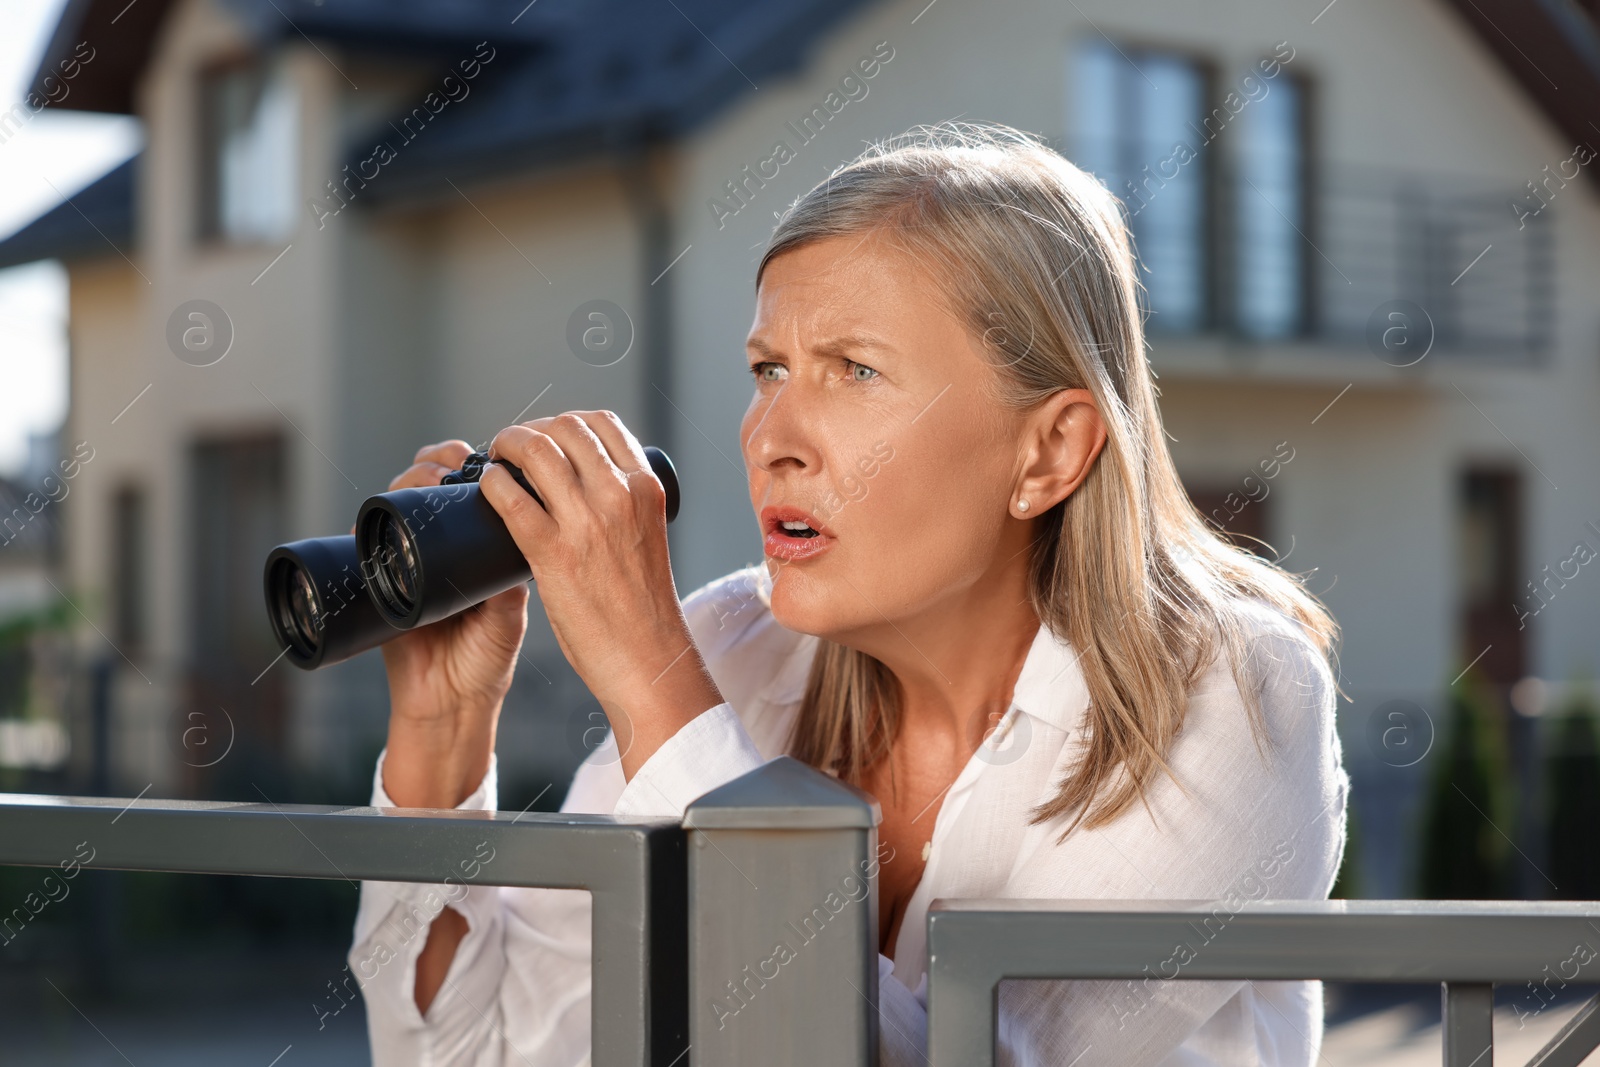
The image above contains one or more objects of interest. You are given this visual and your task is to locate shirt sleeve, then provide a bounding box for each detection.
[879,956,933,1066]
[353,748,604,1067]
[610,702,767,818]
[350,703,772,1065]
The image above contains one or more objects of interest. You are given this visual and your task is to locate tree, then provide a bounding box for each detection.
[1416,670,1512,899]
[1545,683,1600,899]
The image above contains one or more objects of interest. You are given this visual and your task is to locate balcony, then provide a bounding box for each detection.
[1144,166,1554,385]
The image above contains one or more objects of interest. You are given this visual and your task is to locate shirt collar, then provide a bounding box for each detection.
[1009,621,1090,736]
[763,610,1088,737]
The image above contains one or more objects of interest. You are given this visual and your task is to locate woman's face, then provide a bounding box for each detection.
[740,232,1033,644]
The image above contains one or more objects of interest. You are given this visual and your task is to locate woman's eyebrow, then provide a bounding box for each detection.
[818,333,896,359]
[745,336,781,359]
[746,333,895,359]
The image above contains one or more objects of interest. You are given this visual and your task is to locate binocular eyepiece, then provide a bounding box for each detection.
[264,446,679,670]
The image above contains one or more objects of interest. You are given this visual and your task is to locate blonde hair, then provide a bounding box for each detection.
[760,122,1338,837]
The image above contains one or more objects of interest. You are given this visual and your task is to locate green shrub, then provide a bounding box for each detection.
[1545,682,1600,900]
[1416,670,1513,899]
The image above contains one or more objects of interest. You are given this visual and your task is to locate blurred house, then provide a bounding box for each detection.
[1,0,1597,886]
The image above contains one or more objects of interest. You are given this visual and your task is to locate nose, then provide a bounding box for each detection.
[742,378,818,476]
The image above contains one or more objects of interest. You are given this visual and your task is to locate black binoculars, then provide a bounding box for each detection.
[263,446,680,670]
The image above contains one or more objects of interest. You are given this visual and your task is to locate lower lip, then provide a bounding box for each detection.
[764,529,836,562]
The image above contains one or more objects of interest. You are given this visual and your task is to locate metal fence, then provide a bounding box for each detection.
[926,899,1600,1067]
[1131,163,1557,358]
[1309,166,1555,359]
[3,756,1597,1066]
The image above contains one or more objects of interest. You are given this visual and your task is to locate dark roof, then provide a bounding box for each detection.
[26,0,176,115]
[0,155,136,270]
[2,0,873,263]
[1440,0,1600,183]
[7,0,1597,266]
[338,0,880,203]
[31,0,878,194]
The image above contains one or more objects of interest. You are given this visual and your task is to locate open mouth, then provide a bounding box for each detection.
[761,506,835,561]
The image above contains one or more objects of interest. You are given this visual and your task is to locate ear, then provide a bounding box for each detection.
[1011,388,1107,517]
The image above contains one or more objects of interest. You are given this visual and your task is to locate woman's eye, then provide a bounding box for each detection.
[751,361,786,383]
[847,361,879,382]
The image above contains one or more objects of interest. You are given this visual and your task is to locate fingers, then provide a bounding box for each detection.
[389,440,475,492]
[388,462,456,492]
[576,410,649,474]
[520,411,648,474]
[541,413,632,497]
[488,424,584,517]
[414,439,474,468]
[517,411,668,529]
[484,411,658,539]
[479,457,559,563]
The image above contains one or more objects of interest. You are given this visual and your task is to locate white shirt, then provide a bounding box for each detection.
[351,564,1349,1066]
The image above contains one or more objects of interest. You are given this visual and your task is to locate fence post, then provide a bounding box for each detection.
[1442,982,1494,1067]
[683,755,881,1067]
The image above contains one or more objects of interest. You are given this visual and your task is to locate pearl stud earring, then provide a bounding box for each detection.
[1016,498,1030,514]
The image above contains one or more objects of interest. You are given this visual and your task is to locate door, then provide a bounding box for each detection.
[187,435,287,797]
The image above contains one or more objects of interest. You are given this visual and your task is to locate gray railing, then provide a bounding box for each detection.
[0,791,690,1066]
[925,900,1600,1067]
[4,758,1599,1066]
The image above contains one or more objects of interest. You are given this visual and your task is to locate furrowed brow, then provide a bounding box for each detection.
[746,336,780,359]
[816,332,894,358]
[746,333,894,359]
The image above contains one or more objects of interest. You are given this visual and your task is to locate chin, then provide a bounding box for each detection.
[765,558,890,645]
[766,560,848,638]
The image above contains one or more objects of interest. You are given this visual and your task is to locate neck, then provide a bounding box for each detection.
[846,551,1041,751]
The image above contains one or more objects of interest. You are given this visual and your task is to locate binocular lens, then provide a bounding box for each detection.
[263,536,400,670]
[278,562,321,657]
[370,511,421,618]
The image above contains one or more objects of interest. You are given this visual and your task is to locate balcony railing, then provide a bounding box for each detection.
[1308,167,1555,359]
[1131,164,1555,360]
[3,756,1597,1066]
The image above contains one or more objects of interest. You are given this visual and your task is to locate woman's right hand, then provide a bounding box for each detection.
[375,439,531,809]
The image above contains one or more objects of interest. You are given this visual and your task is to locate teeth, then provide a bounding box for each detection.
[781,520,813,532]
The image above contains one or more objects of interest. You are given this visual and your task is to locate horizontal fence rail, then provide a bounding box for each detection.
[8,774,1600,1067]
[925,899,1600,1067]
[0,793,688,1067]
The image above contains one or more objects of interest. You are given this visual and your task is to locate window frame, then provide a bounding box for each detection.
[1070,35,1222,336]
[1227,63,1317,341]
[194,52,298,248]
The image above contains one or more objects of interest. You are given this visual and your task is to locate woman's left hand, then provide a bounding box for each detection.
[478,410,723,781]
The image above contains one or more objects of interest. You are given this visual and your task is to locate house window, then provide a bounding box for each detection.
[198,58,298,243]
[1234,72,1309,338]
[1073,39,1210,334]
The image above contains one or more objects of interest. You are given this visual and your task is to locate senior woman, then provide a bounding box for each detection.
[351,122,1348,1066]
